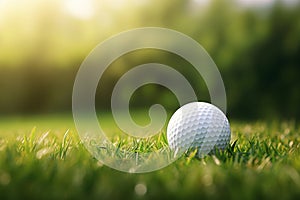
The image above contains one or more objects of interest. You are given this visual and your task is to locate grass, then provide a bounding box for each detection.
[0,116,300,200]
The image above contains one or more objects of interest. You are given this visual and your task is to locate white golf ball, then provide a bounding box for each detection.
[167,102,231,156]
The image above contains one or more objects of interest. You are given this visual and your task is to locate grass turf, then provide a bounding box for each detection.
[0,117,299,200]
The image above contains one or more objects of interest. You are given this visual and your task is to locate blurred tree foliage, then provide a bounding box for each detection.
[0,0,299,119]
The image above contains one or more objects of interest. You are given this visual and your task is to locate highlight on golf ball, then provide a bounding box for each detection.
[167,102,231,157]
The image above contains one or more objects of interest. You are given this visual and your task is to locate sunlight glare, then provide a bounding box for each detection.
[63,0,95,20]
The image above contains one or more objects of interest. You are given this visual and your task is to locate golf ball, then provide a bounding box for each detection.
[167,102,231,156]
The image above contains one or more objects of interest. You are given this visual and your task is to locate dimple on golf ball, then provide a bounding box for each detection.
[167,102,231,156]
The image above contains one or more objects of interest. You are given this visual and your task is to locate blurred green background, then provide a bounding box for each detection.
[0,0,299,119]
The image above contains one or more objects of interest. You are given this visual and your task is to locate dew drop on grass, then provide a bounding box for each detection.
[135,183,147,196]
